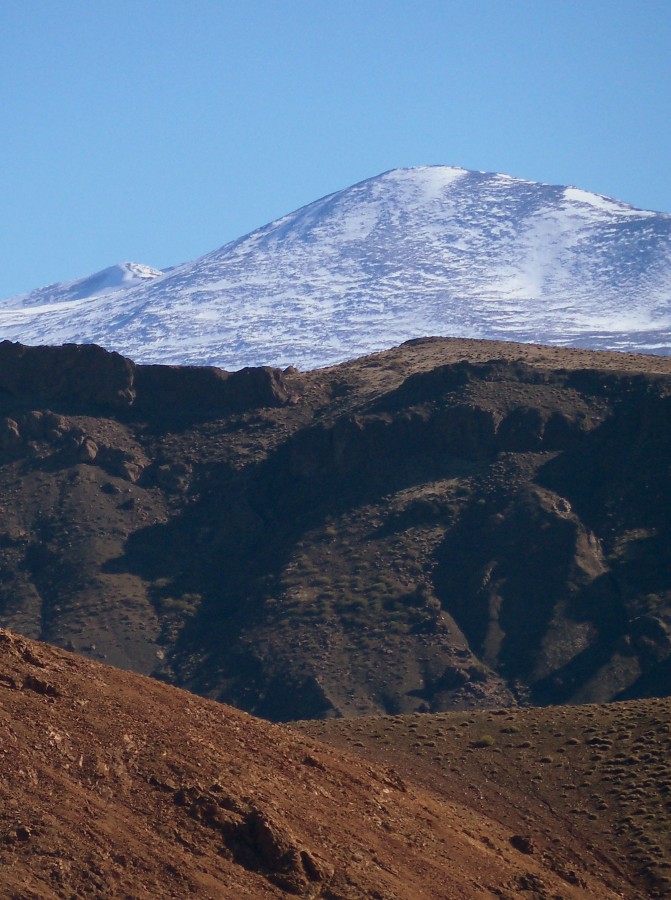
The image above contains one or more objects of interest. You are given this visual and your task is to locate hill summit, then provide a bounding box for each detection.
[1,166,670,368]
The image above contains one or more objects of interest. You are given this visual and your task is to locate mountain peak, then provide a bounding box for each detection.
[68,261,164,300]
[1,169,669,367]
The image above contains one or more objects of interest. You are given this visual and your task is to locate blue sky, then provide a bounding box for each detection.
[1,0,670,298]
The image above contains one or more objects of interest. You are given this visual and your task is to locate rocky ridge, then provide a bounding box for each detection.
[0,338,669,719]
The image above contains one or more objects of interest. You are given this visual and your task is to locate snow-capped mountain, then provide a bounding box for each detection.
[6,262,164,311]
[2,167,670,369]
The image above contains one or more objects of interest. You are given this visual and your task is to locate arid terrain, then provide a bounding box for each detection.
[298,698,671,898]
[0,337,670,721]
[1,626,669,898]
[1,337,671,897]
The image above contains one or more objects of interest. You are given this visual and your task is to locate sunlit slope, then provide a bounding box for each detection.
[1,167,669,367]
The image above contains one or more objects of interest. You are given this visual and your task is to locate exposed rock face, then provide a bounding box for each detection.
[0,340,136,408]
[434,485,617,700]
[0,337,669,719]
[134,363,290,414]
[0,340,290,416]
[0,416,21,452]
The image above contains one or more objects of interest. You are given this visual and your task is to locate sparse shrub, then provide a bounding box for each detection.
[472,734,495,748]
[158,593,201,615]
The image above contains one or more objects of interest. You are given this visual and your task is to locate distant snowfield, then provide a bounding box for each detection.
[1,166,670,370]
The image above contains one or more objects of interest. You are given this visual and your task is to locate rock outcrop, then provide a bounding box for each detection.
[0,340,290,417]
[0,340,136,408]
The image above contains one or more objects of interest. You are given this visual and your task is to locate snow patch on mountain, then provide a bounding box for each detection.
[7,262,164,311]
[1,167,670,369]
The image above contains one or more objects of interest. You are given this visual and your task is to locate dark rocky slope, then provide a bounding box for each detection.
[0,338,670,720]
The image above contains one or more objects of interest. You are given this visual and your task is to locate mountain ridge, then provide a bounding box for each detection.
[0,336,669,721]
[2,166,670,367]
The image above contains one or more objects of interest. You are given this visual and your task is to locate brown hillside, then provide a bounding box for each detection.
[0,628,626,898]
[297,698,671,899]
[0,337,670,719]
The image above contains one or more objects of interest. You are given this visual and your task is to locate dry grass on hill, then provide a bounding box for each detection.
[297,699,671,899]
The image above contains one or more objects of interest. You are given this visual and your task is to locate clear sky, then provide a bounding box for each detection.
[1,0,670,299]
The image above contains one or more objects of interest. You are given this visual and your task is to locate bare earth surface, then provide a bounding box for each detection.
[0,627,656,899]
[298,698,671,898]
